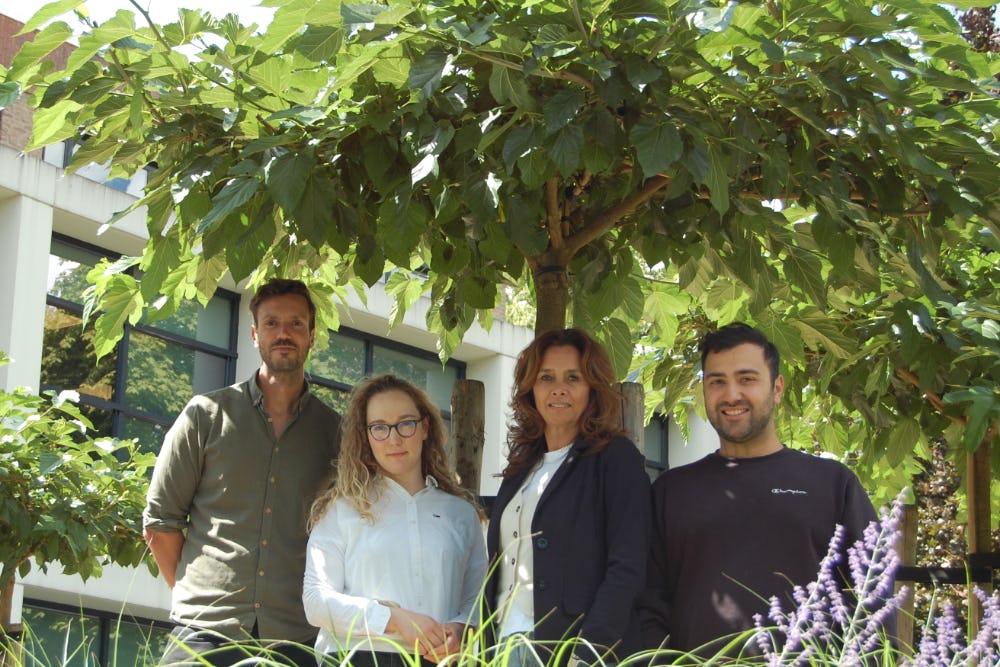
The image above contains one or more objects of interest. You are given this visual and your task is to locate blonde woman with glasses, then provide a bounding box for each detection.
[303,374,487,667]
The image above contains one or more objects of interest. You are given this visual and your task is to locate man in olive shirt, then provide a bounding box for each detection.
[143,279,341,666]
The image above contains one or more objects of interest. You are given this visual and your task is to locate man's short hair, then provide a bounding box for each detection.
[700,322,780,384]
[249,279,316,330]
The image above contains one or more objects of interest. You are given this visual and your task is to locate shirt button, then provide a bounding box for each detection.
[270,476,276,484]
[261,539,268,547]
[265,507,272,514]
[254,602,261,609]
[536,537,549,549]
[273,447,280,453]
[258,569,265,577]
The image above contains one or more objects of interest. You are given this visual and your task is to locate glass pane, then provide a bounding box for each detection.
[47,240,105,303]
[20,606,100,667]
[108,620,171,666]
[309,383,351,416]
[141,296,234,348]
[120,415,171,457]
[41,305,117,404]
[308,332,366,386]
[372,345,457,410]
[125,333,228,419]
[644,420,666,464]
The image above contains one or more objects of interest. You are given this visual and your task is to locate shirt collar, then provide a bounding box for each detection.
[382,474,440,496]
[248,370,311,412]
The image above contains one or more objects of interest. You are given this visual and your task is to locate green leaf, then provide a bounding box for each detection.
[0,82,21,109]
[296,25,343,62]
[630,119,681,177]
[409,48,448,100]
[459,275,496,309]
[8,20,73,80]
[25,99,82,152]
[489,63,535,110]
[791,310,853,359]
[265,151,314,213]
[227,209,277,283]
[543,87,585,133]
[595,317,633,379]
[547,124,583,177]
[503,195,548,256]
[93,276,143,360]
[197,177,261,236]
[887,417,920,467]
[21,0,85,33]
[296,174,337,249]
[783,247,827,308]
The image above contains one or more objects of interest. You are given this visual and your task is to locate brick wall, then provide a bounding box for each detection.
[1,13,77,153]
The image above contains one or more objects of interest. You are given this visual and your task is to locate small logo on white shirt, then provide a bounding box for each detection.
[772,488,807,495]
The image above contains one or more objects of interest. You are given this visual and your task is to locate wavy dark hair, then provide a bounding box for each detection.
[503,328,624,479]
[308,374,476,527]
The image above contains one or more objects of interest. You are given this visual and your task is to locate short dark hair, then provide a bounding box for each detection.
[249,279,316,330]
[700,322,780,384]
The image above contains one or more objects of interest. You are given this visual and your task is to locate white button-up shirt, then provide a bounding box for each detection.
[303,476,488,657]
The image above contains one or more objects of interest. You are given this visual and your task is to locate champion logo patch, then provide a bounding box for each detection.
[771,488,807,495]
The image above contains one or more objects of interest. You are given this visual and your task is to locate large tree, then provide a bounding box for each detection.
[4,0,1000,502]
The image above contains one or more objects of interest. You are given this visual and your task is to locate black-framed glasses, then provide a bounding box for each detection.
[367,418,423,441]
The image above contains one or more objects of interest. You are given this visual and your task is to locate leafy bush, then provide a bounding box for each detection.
[0,351,154,599]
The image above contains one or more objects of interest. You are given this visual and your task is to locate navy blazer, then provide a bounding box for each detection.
[484,435,651,661]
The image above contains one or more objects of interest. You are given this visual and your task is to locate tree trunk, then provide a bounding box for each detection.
[966,438,993,637]
[533,266,569,335]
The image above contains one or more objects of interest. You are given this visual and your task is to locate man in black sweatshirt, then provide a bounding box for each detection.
[639,323,882,659]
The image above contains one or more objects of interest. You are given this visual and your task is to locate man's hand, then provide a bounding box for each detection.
[143,528,184,588]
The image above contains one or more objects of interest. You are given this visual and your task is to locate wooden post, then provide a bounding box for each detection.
[895,504,918,654]
[618,381,645,454]
[966,438,993,637]
[449,379,485,496]
[1,580,23,667]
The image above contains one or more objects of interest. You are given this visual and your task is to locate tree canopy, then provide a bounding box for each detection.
[4,0,1000,500]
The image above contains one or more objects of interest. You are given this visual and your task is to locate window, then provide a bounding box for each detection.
[644,415,669,480]
[42,236,238,455]
[20,601,170,667]
[306,328,465,423]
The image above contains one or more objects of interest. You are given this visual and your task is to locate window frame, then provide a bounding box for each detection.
[42,233,240,439]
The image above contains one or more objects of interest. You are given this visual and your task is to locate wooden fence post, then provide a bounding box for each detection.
[618,381,645,454]
[967,438,993,637]
[895,503,918,654]
[449,379,485,496]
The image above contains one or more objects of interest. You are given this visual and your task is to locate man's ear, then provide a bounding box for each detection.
[773,374,785,404]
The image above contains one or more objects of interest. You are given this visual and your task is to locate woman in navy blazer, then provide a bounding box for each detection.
[485,329,651,665]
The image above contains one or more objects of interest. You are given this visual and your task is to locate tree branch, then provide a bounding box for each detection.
[565,174,670,256]
[895,367,966,426]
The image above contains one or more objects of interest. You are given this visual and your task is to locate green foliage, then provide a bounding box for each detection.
[6,0,1000,493]
[0,356,154,596]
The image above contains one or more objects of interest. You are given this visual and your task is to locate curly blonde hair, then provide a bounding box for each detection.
[308,374,476,528]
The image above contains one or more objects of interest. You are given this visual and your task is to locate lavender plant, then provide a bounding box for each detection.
[748,495,1000,667]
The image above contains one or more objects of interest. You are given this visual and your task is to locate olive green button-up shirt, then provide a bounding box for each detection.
[143,372,341,642]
